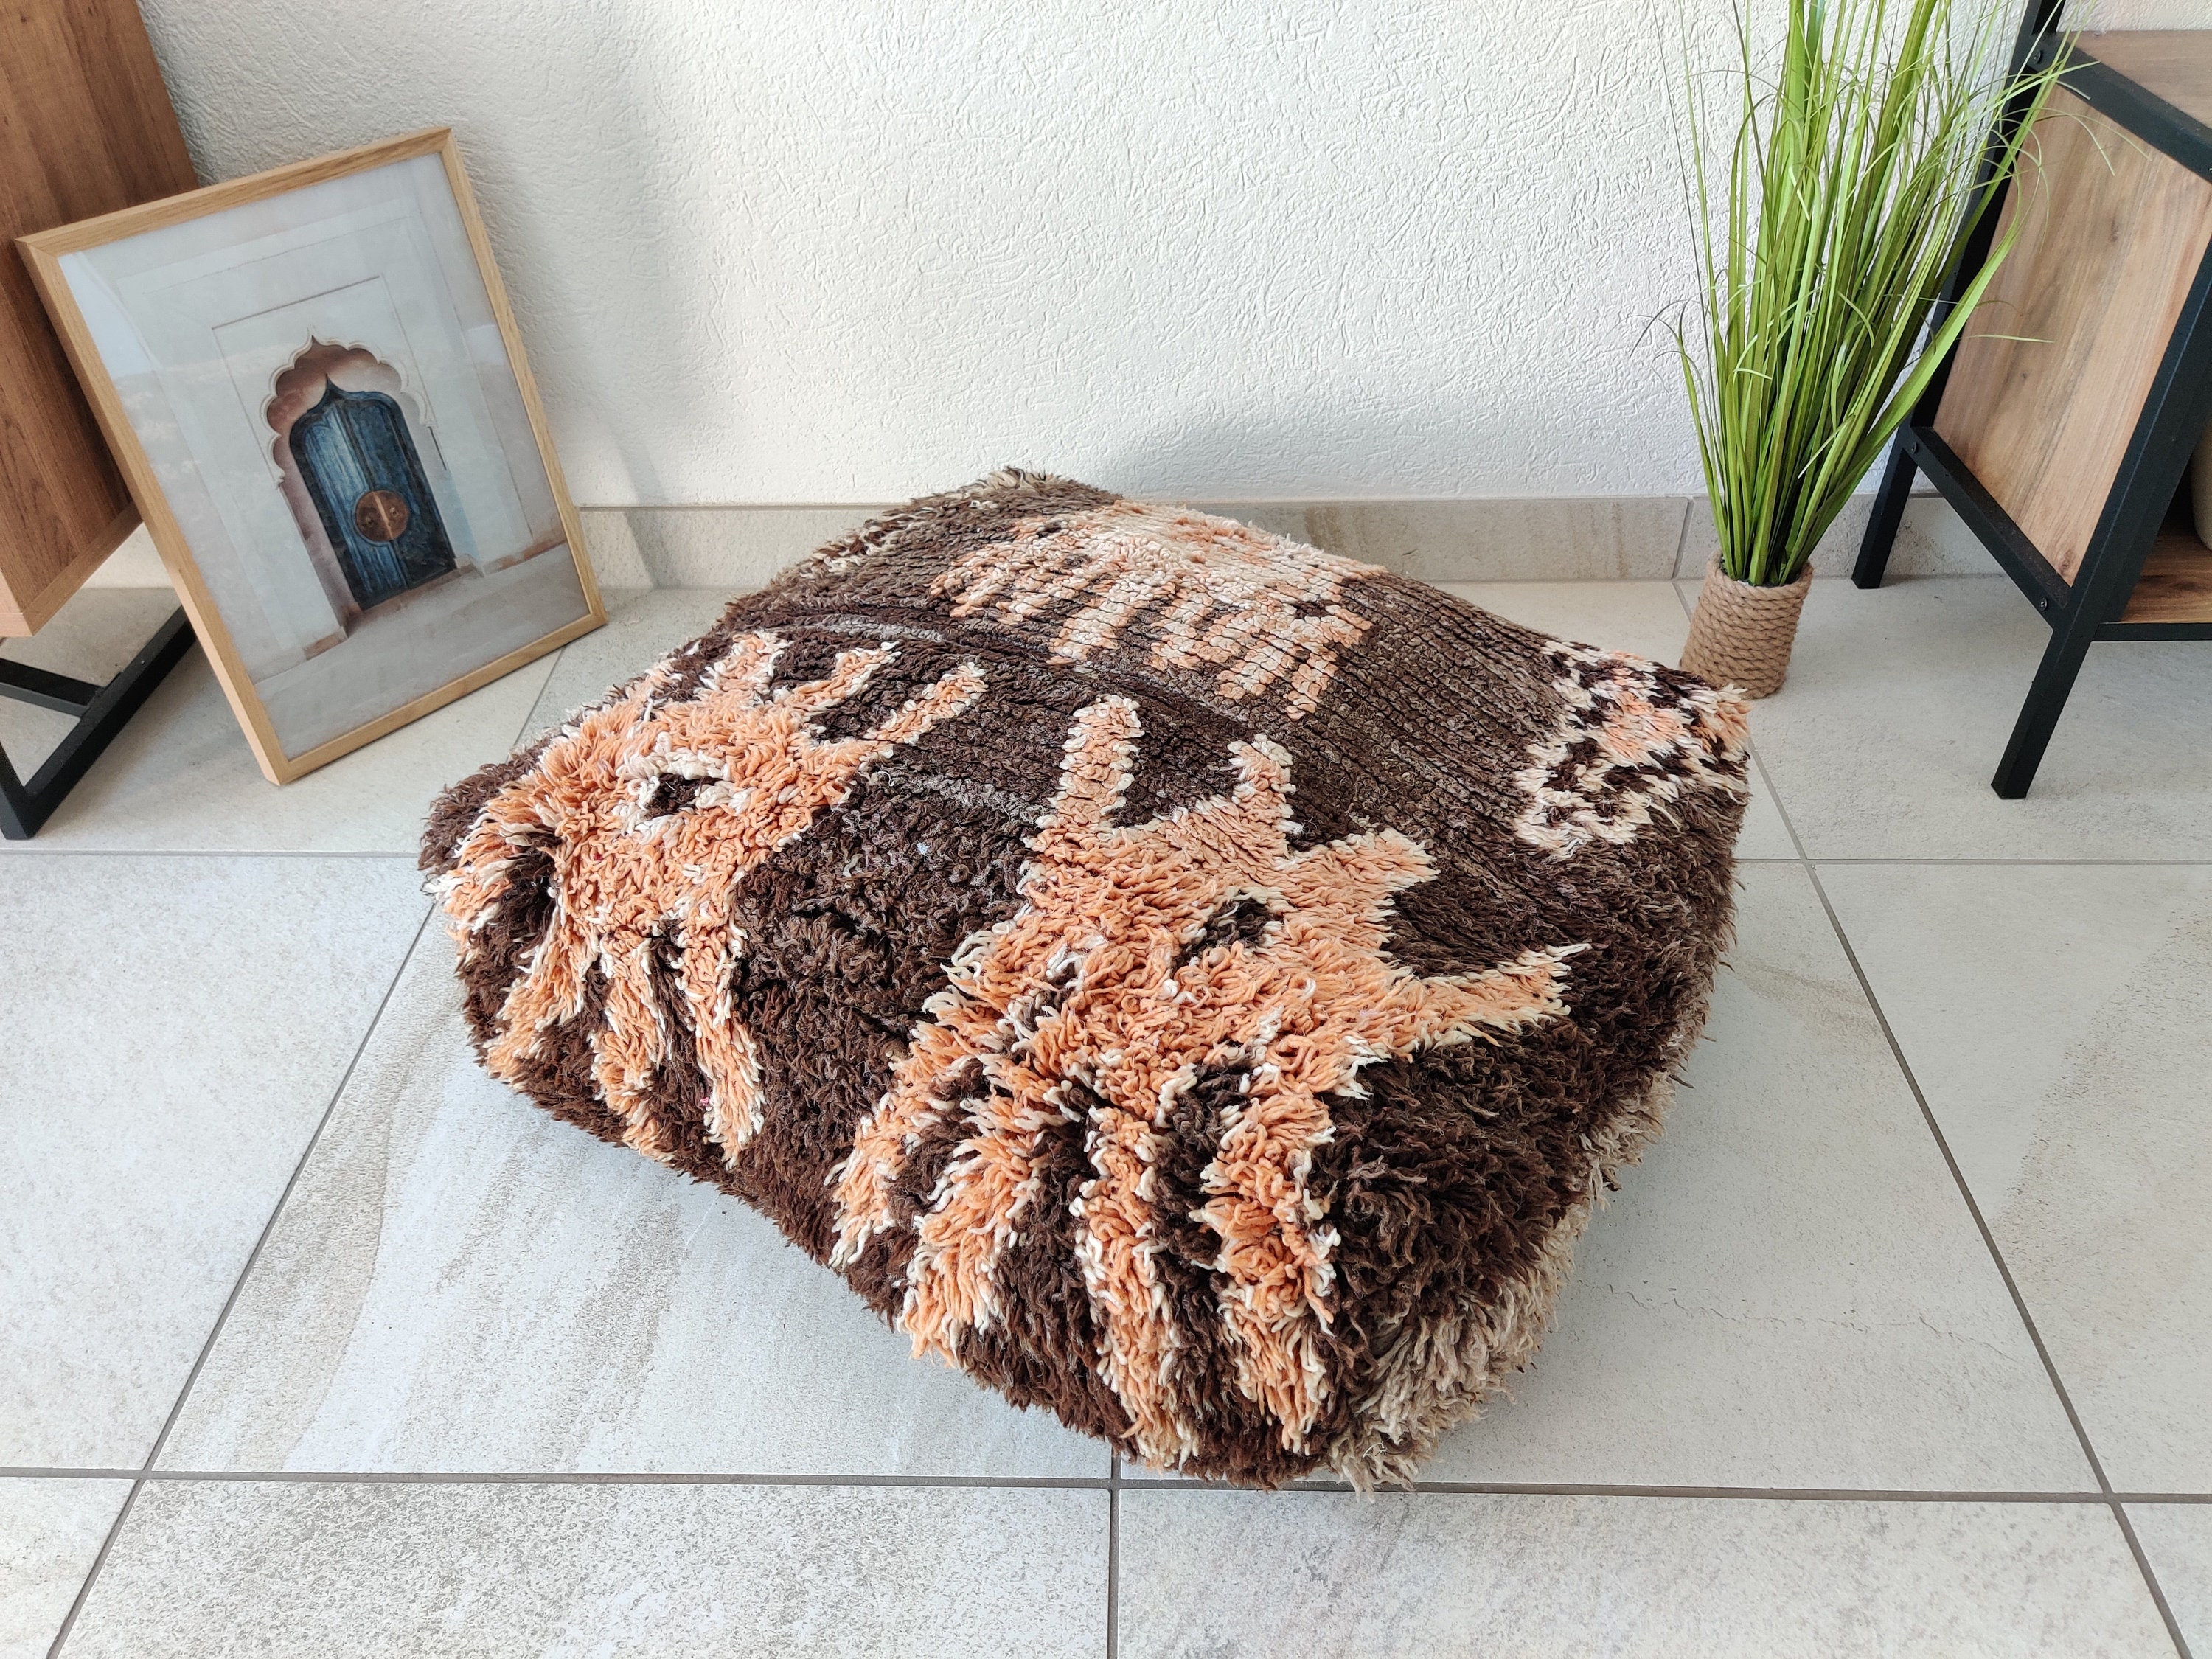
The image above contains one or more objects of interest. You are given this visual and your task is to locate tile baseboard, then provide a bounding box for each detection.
[571,498,1701,589]
[573,493,1992,588]
[77,492,1998,594]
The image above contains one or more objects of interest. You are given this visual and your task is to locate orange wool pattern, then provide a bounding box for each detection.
[931,499,1374,718]
[436,632,984,1163]
[832,695,1582,1465]
[423,470,1750,1490]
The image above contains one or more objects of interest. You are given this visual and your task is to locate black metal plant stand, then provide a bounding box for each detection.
[1854,8,2212,798]
[0,606,192,838]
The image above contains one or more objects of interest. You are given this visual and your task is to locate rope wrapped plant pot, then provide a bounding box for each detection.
[422,470,1750,1488]
[1679,554,1814,699]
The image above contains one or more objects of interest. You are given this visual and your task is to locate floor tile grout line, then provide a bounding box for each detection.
[138,903,439,1474]
[1655,605,2189,1652]
[1802,860,2194,1659]
[8,1466,2212,1502]
[41,1483,140,1659]
[1106,1455,1121,1659]
[512,645,568,750]
[9,1470,1124,1489]
[1746,741,2110,1487]
[2115,1505,2200,1659]
[1116,1482,2212,1504]
[1767,754,2194,1659]
[1804,857,2212,867]
[0,849,422,858]
[41,905,436,1659]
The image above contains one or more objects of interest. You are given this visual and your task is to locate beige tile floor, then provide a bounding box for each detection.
[2,577,2207,1658]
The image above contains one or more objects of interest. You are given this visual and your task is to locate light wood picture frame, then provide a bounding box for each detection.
[18,128,604,783]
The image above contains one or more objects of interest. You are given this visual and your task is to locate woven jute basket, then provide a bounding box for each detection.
[1679,554,1812,699]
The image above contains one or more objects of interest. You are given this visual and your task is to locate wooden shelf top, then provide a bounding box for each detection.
[2082,32,2212,128]
[2123,530,2212,625]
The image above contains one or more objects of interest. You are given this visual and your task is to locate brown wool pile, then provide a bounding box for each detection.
[422,470,1750,1488]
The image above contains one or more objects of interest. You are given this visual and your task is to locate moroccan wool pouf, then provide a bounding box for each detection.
[422,470,1750,1487]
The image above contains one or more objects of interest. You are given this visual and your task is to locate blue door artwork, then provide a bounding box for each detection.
[288,383,457,610]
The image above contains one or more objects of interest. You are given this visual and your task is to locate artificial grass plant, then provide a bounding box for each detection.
[1677,0,2069,587]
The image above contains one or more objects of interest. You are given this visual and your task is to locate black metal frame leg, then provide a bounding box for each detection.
[1991,608,2096,799]
[0,606,192,838]
[1854,439,1919,589]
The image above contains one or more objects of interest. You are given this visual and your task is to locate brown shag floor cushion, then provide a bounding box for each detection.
[422,470,1749,1487]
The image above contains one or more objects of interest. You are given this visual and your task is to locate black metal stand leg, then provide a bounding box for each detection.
[1991,611,2096,799]
[0,607,193,838]
[1854,439,1919,589]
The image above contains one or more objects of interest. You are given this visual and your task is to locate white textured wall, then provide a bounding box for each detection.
[138,0,2212,507]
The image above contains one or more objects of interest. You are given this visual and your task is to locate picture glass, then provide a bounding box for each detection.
[56,151,591,760]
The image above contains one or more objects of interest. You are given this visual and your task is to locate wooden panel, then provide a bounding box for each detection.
[2123,530,2212,624]
[0,0,196,636]
[2084,31,2212,128]
[1934,88,2212,583]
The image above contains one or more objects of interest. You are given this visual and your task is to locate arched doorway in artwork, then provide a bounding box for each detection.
[288,383,456,608]
[264,341,460,631]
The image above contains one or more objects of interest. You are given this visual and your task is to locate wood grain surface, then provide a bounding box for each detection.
[2121,530,2212,624]
[1935,89,2212,585]
[0,0,196,636]
[2082,31,2212,130]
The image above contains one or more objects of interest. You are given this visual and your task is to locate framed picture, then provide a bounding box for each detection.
[19,128,603,783]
